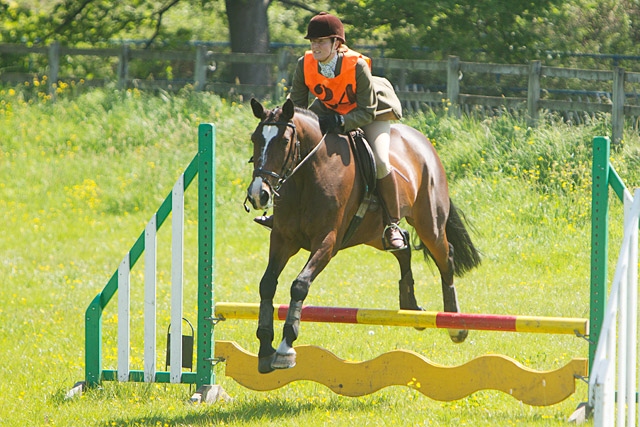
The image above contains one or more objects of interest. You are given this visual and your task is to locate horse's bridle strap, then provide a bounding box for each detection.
[253,120,300,192]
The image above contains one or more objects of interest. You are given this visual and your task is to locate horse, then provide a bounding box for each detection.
[245,97,481,373]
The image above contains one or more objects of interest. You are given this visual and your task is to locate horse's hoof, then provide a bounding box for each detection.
[448,328,468,343]
[258,355,276,374]
[271,352,296,370]
[408,306,427,331]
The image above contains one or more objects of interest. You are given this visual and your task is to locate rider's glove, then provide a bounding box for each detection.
[319,113,345,134]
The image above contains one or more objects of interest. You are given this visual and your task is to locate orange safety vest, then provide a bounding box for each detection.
[303,49,372,115]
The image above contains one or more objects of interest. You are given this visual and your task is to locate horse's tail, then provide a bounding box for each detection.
[415,200,481,277]
[445,201,481,276]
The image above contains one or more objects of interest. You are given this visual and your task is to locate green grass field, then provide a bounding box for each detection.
[1,85,639,426]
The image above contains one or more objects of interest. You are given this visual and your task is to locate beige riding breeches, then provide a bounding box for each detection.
[361,120,392,179]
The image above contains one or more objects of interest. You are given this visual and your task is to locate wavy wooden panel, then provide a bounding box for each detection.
[215,340,587,406]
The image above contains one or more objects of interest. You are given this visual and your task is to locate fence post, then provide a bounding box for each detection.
[447,56,460,117]
[118,44,130,89]
[194,45,208,92]
[48,41,60,95]
[275,49,290,102]
[527,60,541,126]
[611,67,625,144]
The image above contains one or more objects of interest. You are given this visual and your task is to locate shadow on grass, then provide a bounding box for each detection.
[105,393,382,426]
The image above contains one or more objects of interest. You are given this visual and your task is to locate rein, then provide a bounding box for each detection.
[279,132,327,187]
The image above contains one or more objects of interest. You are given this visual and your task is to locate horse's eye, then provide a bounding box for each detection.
[248,156,254,163]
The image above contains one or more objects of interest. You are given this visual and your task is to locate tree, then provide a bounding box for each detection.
[225,0,271,85]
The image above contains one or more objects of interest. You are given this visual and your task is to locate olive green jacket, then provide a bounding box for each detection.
[288,51,403,132]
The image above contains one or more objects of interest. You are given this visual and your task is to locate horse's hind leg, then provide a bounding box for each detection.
[439,241,468,343]
[414,221,468,342]
[392,239,420,310]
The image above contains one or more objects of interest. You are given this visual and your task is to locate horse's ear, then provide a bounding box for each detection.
[282,98,295,121]
[251,98,266,120]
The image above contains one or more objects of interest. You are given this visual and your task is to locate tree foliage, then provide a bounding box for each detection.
[0,0,227,47]
[332,0,636,63]
[3,0,640,72]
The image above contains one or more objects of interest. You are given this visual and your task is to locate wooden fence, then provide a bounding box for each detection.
[2,41,640,143]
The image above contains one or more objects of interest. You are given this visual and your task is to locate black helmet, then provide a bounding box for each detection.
[304,12,345,43]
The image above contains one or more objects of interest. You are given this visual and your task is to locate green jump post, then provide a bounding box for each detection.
[589,136,610,373]
[196,123,216,390]
[589,136,629,373]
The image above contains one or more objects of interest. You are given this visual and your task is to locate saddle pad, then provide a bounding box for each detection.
[348,130,377,194]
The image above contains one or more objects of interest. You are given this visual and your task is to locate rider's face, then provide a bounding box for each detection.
[309,38,338,64]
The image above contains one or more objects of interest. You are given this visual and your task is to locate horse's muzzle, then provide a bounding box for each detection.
[247,177,272,210]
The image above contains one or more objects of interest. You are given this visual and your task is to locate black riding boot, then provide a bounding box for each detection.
[377,172,408,251]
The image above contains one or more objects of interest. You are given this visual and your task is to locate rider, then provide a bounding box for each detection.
[256,11,407,251]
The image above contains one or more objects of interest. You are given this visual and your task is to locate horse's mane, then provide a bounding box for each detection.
[293,107,318,121]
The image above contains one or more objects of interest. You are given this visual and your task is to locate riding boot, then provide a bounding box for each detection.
[377,172,408,251]
[254,215,273,229]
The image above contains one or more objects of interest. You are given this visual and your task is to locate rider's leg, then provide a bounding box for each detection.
[362,120,407,251]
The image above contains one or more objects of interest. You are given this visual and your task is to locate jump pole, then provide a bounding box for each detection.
[215,302,588,336]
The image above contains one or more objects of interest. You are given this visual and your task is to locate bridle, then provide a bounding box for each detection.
[252,120,300,197]
[251,120,328,196]
[243,115,329,213]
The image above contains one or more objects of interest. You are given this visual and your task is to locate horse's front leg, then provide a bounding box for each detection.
[256,267,279,373]
[271,232,337,370]
[257,236,298,374]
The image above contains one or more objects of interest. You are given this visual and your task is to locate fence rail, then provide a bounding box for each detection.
[2,42,640,142]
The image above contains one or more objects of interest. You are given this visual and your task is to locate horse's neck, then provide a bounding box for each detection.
[294,119,324,168]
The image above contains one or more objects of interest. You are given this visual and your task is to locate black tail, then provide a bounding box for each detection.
[415,200,481,277]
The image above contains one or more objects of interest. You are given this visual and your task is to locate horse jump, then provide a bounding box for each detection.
[76,125,635,411]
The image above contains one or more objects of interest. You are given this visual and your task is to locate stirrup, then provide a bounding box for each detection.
[382,224,408,251]
[254,215,273,229]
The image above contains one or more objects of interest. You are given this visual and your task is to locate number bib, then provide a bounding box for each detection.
[303,49,371,115]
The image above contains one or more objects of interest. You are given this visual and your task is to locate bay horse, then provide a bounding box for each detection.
[246,98,481,373]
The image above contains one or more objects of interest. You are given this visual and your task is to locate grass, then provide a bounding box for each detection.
[1,84,639,426]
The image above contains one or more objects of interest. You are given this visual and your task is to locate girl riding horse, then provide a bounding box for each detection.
[256,12,407,251]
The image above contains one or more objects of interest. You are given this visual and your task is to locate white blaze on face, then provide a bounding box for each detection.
[260,125,279,165]
[248,125,280,208]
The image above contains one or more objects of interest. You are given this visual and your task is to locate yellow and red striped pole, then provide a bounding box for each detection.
[214,302,588,336]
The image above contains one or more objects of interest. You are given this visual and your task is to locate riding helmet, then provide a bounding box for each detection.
[304,12,345,43]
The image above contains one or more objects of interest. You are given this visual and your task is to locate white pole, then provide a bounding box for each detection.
[117,256,131,382]
[617,224,628,427]
[144,215,157,383]
[627,190,639,427]
[170,175,185,383]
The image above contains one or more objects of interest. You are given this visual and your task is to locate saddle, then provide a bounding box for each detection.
[341,129,378,246]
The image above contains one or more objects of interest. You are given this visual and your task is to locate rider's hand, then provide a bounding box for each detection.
[319,113,344,134]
